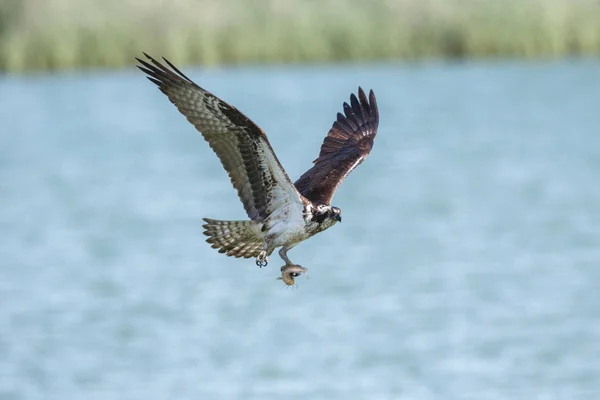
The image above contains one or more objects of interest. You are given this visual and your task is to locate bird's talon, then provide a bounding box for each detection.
[256,251,269,268]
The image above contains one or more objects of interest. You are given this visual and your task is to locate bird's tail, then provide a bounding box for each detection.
[202,218,264,258]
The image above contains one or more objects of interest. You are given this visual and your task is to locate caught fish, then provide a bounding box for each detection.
[277,265,309,286]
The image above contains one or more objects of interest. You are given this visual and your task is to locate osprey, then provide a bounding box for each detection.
[137,53,379,275]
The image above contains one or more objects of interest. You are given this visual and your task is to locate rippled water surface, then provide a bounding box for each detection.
[1,60,599,399]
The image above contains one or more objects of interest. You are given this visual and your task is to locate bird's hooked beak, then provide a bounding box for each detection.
[334,214,342,223]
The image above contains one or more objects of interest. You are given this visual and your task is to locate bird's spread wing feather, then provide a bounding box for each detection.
[294,87,379,205]
[136,53,304,221]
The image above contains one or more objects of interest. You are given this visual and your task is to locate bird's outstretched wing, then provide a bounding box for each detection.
[294,87,379,205]
[136,53,304,221]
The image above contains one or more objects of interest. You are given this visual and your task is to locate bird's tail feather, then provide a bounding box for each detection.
[202,218,264,258]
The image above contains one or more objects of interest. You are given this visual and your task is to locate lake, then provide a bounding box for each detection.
[1,59,599,400]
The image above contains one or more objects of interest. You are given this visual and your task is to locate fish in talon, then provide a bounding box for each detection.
[277,265,309,286]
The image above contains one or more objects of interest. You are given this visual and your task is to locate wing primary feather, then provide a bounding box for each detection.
[357,87,370,119]
[136,59,179,87]
[369,89,379,123]
[162,57,195,84]
[342,103,359,129]
[349,93,364,124]
[144,54,176,76]
[136,59,156,75]
[137,54,191,90]
[146,77,162,86]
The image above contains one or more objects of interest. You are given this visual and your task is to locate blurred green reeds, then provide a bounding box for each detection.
[1,0,599,72]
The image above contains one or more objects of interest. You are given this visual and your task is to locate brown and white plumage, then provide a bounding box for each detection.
[295,88,379,205]
[136,53,379,271]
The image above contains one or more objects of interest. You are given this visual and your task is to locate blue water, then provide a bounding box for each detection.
[1,60,599,400]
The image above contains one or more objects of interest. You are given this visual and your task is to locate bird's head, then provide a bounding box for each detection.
[313,205,342,224]
[330,206,342,223]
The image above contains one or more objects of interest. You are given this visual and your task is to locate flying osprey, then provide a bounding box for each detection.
[136,53,379,280]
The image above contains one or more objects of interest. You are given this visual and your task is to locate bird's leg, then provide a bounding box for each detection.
[278,247,294,266]
[256,239,269,268]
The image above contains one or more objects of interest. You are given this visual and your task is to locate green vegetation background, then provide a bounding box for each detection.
[1,0,599,72]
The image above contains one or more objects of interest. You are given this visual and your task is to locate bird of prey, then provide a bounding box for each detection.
[136,53,379,275]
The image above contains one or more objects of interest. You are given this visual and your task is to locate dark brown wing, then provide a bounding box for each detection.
[294,87,379,205]
[136,53,304,221]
